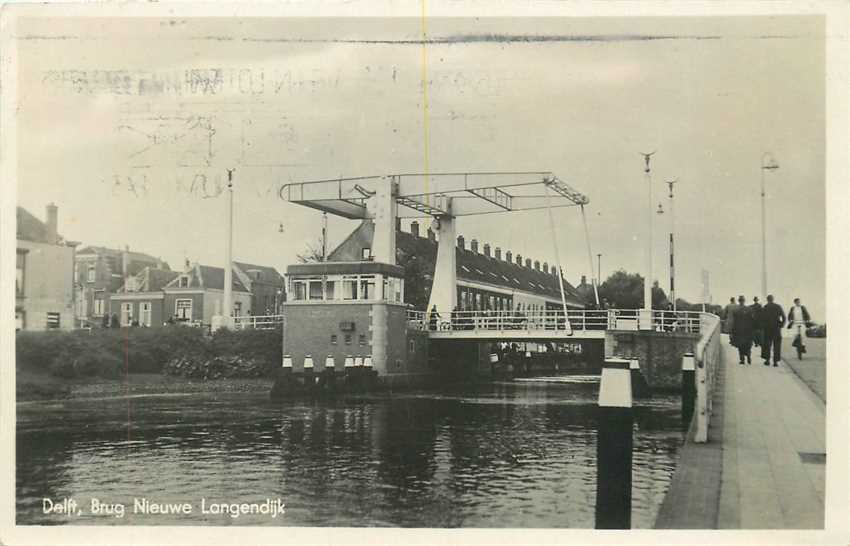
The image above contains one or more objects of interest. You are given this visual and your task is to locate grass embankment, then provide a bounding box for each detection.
[16,326,282,401]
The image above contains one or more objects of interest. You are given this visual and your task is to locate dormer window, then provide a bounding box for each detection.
[179,275,189,288]
[361,247,372,260]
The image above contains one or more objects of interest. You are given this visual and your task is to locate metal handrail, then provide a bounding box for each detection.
[406,308,705,334]
[694,313,721,443]
[233,314,285,330]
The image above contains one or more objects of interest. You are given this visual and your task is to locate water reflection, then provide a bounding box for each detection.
[17,380,682,528]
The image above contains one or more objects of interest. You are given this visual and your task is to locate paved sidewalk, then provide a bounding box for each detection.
[718,335,825,529]
[782,336,826,403]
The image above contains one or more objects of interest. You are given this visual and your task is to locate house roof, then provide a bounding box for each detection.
[234,262,284,284]
[75,245,167,268]
[165,264,250,292]
[329,220,586,307]
[16,207,56,244]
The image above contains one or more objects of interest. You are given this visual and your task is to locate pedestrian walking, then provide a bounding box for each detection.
[787,297,812,357]
[724,297,740,345]
[750,296,764,347]
[731,296,755,364]
[760,294,786,366]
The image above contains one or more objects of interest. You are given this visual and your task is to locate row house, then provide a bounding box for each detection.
[110,261,285,327]
[324,220,586,311]
[16,204,78,330]
[74,244,168,327]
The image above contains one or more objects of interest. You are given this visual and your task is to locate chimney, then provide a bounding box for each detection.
[551,266,557,276]
[506,251,513,263]
[185,258,191,270]
[411,221,420,238]
[516,254,523,266]
[427,228,436,242]
[483,243,491,257]
[525,258,532,268]
[543,261,548,272]
[45,203,58,244]
[470,239,479,253]
[534,260,540,271]
[581,274,587,285]
[495,247,502,260]
[457,235,465,249]
[122,245,130,278]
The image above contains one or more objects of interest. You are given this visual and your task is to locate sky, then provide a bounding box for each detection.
[13,15,826,319]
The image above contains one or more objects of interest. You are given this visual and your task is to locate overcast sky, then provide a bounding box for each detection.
[15,15,825,318]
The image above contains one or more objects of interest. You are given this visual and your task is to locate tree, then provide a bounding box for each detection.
[598,269,668,309]
[295,238,324,263]
[402,255,429,310]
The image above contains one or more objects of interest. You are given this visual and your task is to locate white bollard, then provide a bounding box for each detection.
[354,356,364,367]
[282,355,292,368]
[596,357,633,529]
[363,356,373,368]
[325,355,335,369]
[304,355,314,370]
[344,355,354,368]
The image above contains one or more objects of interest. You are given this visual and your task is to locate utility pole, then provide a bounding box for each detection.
[597,253,602,285]
[321,212,328,261]
[760,153,779,300]
[223,168,235,328]
[665,179,678,311]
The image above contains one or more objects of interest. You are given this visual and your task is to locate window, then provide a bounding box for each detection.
[125,276,139,292]
[293,280,307,301]
[308,281,323,300]
[233,301,242,316]
[87,266,96,283]
[361,247,372,260]
[140,302,152,326]
[120,302,133,326]
[94,298,105,316]
[325,280,336,300]
[344,333,352,345]
[358,334,367,346]
[46,312,60,329]
[360,277,376,300]
[330,334,338,345]
[408,339,415,353]
[343,277,358,300]
[179,276,190,288]
[175,299,193,320]
[16,252,25,297]
[73,263,79,283]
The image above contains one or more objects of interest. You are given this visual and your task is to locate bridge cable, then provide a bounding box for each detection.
[544,180,573,335]
[580,204,601,306]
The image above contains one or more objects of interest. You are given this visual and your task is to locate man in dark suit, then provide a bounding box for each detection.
[760,294,786,367]
[732,296,756,364]
[750,296,764,347]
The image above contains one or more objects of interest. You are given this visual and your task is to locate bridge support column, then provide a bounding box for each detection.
[427,208,456,318]
[368,177,398,265]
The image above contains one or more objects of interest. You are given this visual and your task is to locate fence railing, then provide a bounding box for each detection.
[232,314,285,330]
[406,308,703,335]
[693,313,722,443]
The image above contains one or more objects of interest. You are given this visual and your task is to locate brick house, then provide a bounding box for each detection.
[233,262,287,315]
[160,263,253,325]
[16,204,79,330]
[108,266,179,326]
[74,244,169,327]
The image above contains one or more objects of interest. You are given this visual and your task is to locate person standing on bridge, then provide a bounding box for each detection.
[761,294,786,367]
[731,296,756,364]
[428,305,441,331]
[787,297,812,355]
[750,296,764,348]
[724,297,740,345]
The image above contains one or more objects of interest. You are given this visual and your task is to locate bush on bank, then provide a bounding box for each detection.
[15,325,282,380]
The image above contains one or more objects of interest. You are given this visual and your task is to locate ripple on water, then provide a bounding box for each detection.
[17,384,684,528]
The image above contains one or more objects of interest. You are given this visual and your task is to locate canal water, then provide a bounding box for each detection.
[17,378,684,527]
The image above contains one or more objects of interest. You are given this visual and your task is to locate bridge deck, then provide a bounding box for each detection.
[427,329,607,340]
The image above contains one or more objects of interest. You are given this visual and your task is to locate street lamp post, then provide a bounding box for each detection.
[221,168,235,329]
[640,152,656,328]
[760,153,779,299]
[597,253,602,285]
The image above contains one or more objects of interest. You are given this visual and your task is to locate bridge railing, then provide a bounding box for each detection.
[406,308,704,334]
[694,312,722,443]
